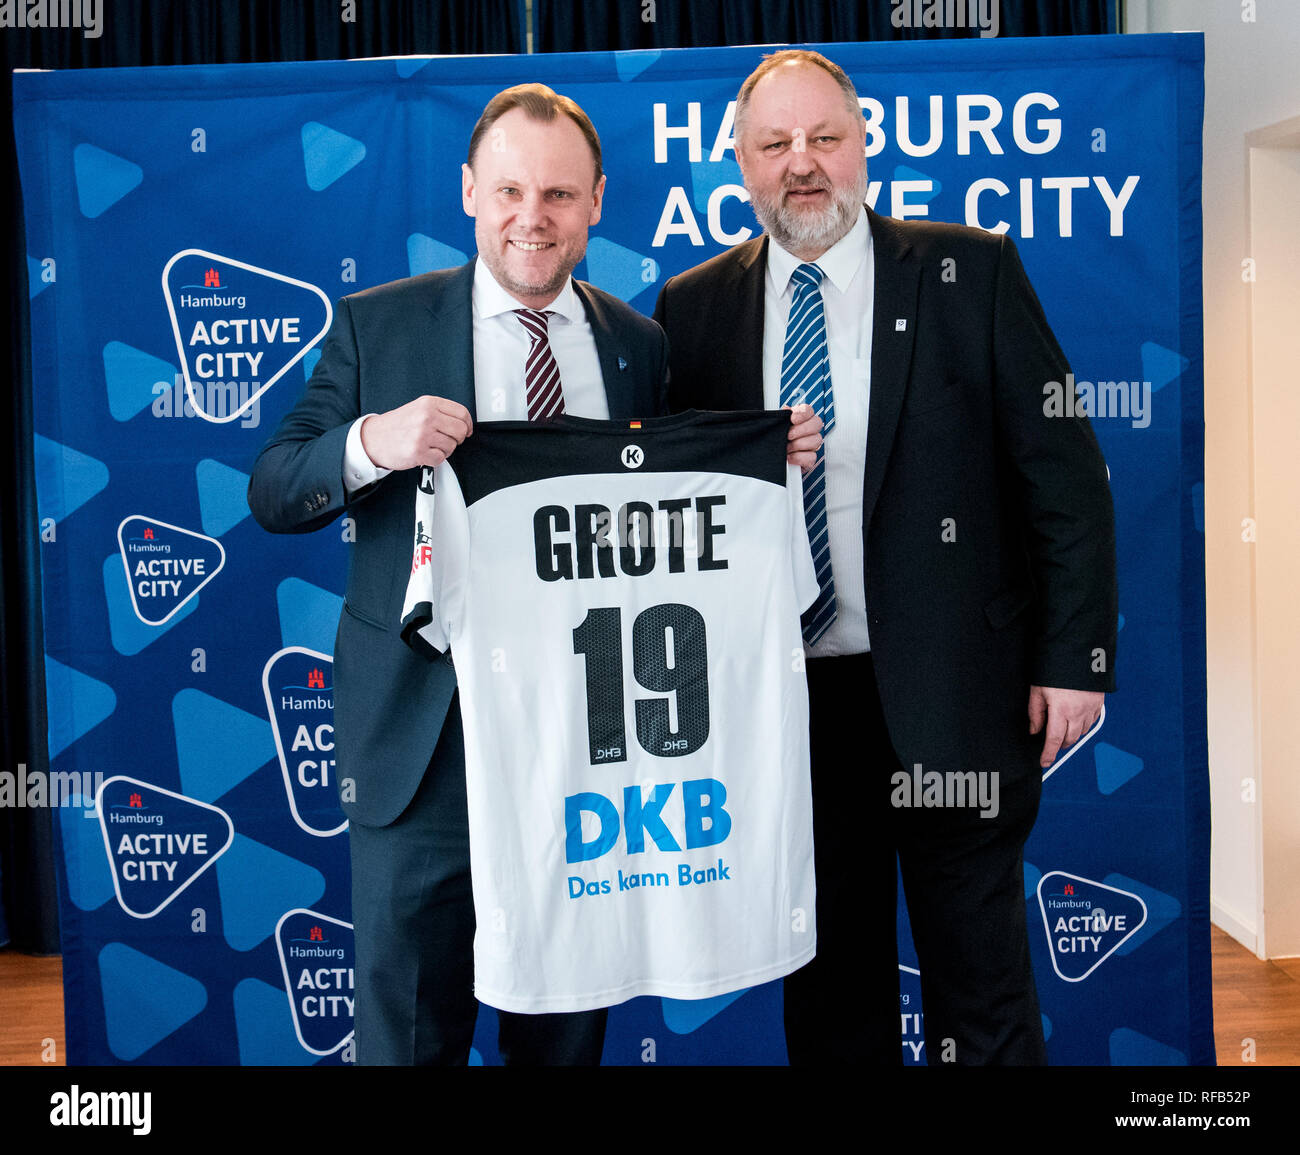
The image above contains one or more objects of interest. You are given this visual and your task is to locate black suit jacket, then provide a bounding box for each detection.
[250,260,668,825]
[653,208,1116,783]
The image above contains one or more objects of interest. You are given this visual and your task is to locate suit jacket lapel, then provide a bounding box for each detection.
[863,208,919,532]
[572,279,635,418]
[421,258,477,421]
[721,237,767,410]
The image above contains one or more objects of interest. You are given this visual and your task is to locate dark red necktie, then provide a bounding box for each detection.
[514,308,566,421]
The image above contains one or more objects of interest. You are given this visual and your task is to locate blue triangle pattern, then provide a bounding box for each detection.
[1140,341,1188,392]
[615,50,661,81]
[73,143,143,219]
[233,978,319,1065]
[395,58,431,79]
[216,833,326,951]
[1023,859,1041,900]
[661,987,749,1034]
[302,121,366,191]
[584,237,659,304]
[33,434,110,524]
[102,554,199,656]
[1109,1026,1187,1066]
[196,458,251,538]
[172,688,276,804]
[1104,872,1181,957]
[303,347,323,381]
[894,164,941,201]
[102,340,176,422]
[57,795,117,911]
[278,577,343,654]
[44,656,116,760]
[689,157,744,213]
[28,254,52,298]
[98,942,207,1060]
[407,233,469,277]
[1095,742,1144,795]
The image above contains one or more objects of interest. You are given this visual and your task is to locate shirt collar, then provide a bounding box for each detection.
[766,206,871,297]
[473,257,583,324]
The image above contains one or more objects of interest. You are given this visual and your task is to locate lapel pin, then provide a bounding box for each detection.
[618,356,628,371]
[895,319,907,331]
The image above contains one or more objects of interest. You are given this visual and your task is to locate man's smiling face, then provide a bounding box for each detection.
[462,106,605,308]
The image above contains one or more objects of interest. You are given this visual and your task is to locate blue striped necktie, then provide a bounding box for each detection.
[780,262,836,645]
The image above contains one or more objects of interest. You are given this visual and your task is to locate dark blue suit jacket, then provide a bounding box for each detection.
[653,208,1117,786]
[249,259,669,825]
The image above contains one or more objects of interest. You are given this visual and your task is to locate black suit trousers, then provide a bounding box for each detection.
[783,654,1046,1066]
[348,693,607,1065]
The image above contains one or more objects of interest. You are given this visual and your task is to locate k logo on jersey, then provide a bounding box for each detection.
[97,776,234,918]
[162,249,331,424]
[276,908,355,1056]
[262,647,346,837]
[1036,871,1147,982]
[117,516,225,625]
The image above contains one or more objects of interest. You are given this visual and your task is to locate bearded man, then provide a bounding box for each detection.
[653,49,1117,1066]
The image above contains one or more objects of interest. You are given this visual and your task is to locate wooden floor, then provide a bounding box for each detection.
[1211,923,1300,1064]
[2,925,1297,1065]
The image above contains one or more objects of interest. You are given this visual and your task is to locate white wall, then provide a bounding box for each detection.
[1126,0,1300,956]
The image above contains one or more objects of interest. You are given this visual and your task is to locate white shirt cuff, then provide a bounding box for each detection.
[343,415,392,494]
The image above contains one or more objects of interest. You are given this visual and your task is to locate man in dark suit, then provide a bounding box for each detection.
[653,50,1117,1065]
[247,84,670,1065]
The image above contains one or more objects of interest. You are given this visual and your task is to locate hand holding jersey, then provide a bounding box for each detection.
[360,394,820,474]
[359,396,474,472]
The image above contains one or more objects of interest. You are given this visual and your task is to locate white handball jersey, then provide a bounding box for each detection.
[401,409,818,1013]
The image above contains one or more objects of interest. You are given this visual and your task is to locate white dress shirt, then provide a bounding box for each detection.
[343,260,606,492]
[762,208,874,656]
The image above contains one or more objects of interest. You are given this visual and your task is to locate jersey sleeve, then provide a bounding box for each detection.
[400,461,469,657]
[786,463,820,613]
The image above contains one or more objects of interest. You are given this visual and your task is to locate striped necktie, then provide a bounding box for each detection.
[514,308,565,421]
[779,262,837,645]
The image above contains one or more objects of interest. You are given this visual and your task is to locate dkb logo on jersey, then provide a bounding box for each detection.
[96,776,234,918]
[275,909,354,1056]
[117,516,225,625]
[162,249,331,424]
[1036,871,1147,982]
[262,647,346,837]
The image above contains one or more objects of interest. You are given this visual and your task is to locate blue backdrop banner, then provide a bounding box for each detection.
[14,31,1209,1066]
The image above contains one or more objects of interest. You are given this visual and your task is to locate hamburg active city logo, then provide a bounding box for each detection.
[116,516,225,625]
[262,647,347,838]
[1036,871,1147,982]
[96,776,234,919]
[276,908,355,1057]
[162,249,331,424]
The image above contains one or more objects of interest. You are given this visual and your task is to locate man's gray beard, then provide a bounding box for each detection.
[749,166,869,256]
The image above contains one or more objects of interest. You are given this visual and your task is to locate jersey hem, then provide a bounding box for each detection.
[472,942,818,1015]
[399,601,444,658]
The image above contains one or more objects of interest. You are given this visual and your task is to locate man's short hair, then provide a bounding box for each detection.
[467,83,604,185]
[734,49,863,144]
